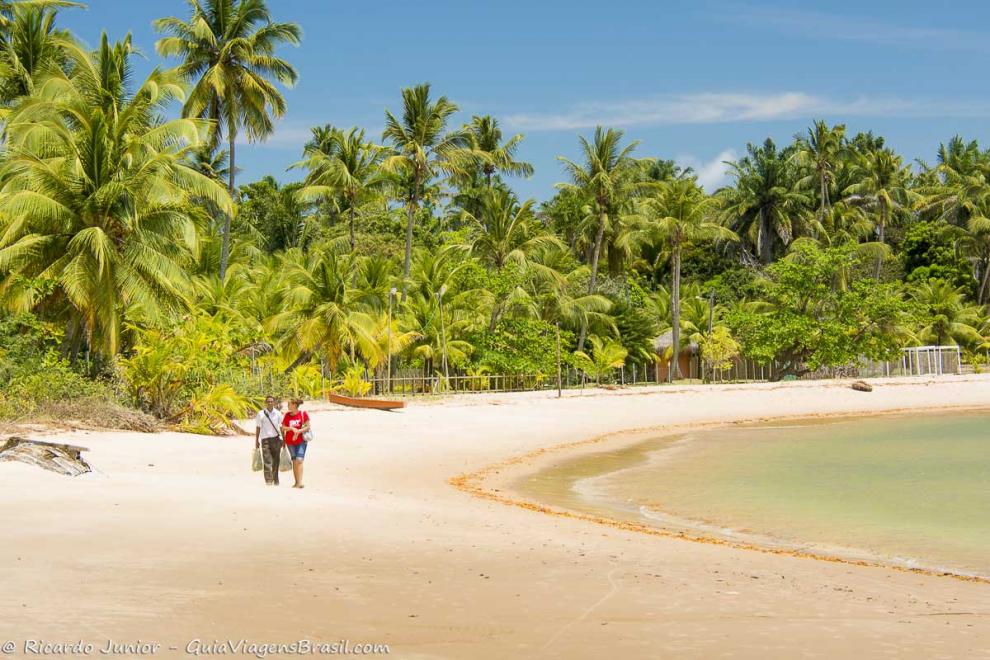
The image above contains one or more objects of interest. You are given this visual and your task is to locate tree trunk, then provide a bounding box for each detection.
[875,207,887,279]
[349,204,356,252]
[219,132,236,279]
[402,175,420,301]
[578,210,608,352]
[978,254,990,304]
[283,350,313,374]
[758,208,772,264]
[555,322,562,398]
[670,245,682,382]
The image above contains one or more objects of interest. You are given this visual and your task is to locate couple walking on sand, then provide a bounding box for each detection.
[254,396,311,488]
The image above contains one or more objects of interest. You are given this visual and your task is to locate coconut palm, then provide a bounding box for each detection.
[557,126,640,349]
[0,33,229,356]
[0,1,80,107]
[573,335,628,384]
[909,279,983,347]
[382,83,474,286]
[154,0,301,278]
[794,120,846,222]
[722,138,810,264]
[465,114,533,185]
[268,248,375,371]
[558,127,639,295]
[634,179,737,379]
[294,127,388,251]
[844,148,917,273]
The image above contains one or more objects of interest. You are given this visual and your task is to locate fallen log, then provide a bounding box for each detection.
[851,380,873,392]
[0,436,92,476]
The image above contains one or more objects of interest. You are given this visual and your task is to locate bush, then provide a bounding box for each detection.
[121,313,259,434]
[468,318,572,374]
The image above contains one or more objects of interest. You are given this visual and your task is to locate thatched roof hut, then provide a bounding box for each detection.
[652,329,698,355]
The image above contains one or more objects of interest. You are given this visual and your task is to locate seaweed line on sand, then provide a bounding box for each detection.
[448,404,990,585]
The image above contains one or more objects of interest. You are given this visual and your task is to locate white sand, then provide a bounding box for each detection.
[2,375,990,659]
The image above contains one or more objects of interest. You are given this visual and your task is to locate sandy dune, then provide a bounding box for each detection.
[3,376,990,659]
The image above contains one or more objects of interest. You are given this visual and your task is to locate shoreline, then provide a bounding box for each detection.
[453,403,990,584]
[4,375,990,658]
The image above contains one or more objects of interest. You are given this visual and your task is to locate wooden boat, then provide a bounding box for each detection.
[327,392,405,411]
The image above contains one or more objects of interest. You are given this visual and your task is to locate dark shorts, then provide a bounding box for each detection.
[286,442,308,461]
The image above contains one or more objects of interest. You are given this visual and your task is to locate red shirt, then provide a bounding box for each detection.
[283,411,309,445]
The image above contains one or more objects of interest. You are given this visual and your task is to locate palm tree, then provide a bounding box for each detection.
[909,279,983,347]
[154,0,301,278]
[294,127,387,251]
[464,188,563,330]
[558,126,639,349]
[573,335,628,384]
[382,83,475,287]
[794,120,846,222]
[0,1,80,107]
[465,115,533,185]
[0,33,230,356]
[722,138,810,264]
[844,148,917,276]
[268,248,375,371]
[634,179,737,380]
[0,0,79,30]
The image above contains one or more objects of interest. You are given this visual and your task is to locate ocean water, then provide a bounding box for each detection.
[518,411,990,577]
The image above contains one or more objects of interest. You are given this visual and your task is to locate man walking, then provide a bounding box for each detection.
[254,396,283,486]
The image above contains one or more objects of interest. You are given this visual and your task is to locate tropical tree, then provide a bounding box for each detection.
[0,33,230,356]
[558,126,639,348]
[294,126,387,251]
[465,114,533,185]
[0,1,79,107]
[909,278,983,347]
[267,248,375,371]
[722,138,810,264]
[794,120,846,222]
[573,335,627,384]
[154,0,301,277]
[844,148,917,275]
[382,83,474,286]
[634,179,737,379]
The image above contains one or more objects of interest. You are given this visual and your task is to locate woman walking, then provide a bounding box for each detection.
[281,398,311,489]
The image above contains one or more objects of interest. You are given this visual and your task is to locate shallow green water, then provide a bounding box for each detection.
[526,411,990,577]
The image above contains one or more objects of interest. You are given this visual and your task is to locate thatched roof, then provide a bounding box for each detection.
[652,329,698,354]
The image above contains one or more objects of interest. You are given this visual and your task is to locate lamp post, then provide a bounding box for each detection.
[437,284,449,382]
[387,287,397,394]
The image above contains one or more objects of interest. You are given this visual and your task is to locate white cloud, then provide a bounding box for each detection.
[679,149,738,192]
[716,6,988,52]
[504,92,990,132]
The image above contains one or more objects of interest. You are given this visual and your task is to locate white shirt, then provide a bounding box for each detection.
[255,407,283,439]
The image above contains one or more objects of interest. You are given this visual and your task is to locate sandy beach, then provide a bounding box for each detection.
[3,376,990,659]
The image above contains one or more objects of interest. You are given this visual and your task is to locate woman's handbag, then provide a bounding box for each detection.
[302,411,313,442]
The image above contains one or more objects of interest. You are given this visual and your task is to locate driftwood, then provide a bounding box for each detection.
[0,436,92,476]
[851,380,873,392]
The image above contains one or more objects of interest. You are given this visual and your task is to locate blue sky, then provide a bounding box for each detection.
[67,0,990,199]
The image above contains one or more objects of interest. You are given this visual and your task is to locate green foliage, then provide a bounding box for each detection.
[121,314,258,433]
[902,220,975,296]
[338,365,372,397]
[468,318,570,374]
[0,313,118,419]
[699,326,741,374]
[573,335,629,384]
[727,243,912,378]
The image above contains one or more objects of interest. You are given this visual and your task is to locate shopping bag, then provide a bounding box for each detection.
[279,445,292,471]
[251,447,263,472]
